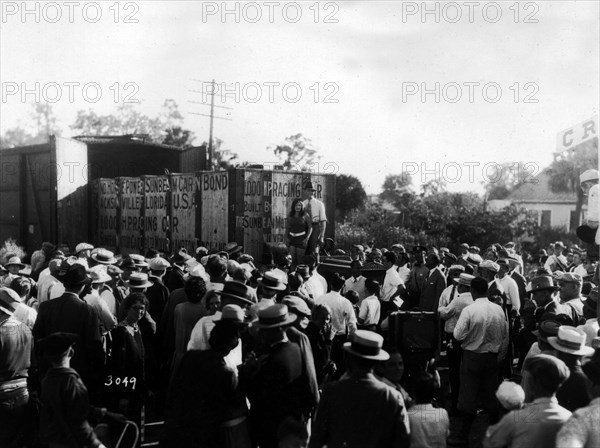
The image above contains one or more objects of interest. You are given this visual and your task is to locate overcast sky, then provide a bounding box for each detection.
[1,1,598,194]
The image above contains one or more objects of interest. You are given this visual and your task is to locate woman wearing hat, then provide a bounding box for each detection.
[107,292,148,428]
[2,256,25,287]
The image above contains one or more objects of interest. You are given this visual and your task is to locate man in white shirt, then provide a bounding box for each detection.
[315,273,357,378]
[545,241,568,272]
[496,259,521,313]
[439,273,474,412]
[303,255,327,302]
[37,258,65,305]
[358,279,381,330]
[438,265,465,310]
[302,181,327,259]
[380,252,404,305]
[343,260,368,303]
[570,252,588,278]
[451,277,508,445]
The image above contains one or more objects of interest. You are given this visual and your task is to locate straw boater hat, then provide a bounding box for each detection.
[257,271,286,291]
[128,254,148,268]
[4,256,25,269]
[224,242,243,256]
[343,330,389,361]
[91,248,117,265]
[453,273,475,287]
[125,272,153,289]
[547,326,595,356]
[254,304,297,329]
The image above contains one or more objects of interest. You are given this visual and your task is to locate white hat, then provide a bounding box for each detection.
[75,242,94,254]
[91,248,117,265]
[580,169,599,184]
[479,260,500,273]
[548,326,595,356]
[148,257,170,271]
[453,273,475,287]
[343,330,389,361]
[495,381,525,410]
[89,267,111,284]
[125,272,153,289]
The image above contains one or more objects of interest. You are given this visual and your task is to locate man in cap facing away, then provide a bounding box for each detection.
[38,332,124,448]
[483,354,571,448]
[310,330,410,448]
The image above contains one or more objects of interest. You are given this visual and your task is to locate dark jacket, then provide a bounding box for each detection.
[165,349,247,448]
[39,367,102,448]
[32,293,104,393]
[556,363,592,412]
[310,372,410,448]
[166,266,186,294]
[511,271,527,305]
[304,321,333,384]
[419,267,446,312]
[246,339,309,448]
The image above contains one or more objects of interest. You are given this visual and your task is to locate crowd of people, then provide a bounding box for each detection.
[1,232,599,448]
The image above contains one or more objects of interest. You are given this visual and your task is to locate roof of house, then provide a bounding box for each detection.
[74,135,187,151]
[506,169,577,204]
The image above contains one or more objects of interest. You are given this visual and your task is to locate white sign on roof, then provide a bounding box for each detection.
[556,115,598,152]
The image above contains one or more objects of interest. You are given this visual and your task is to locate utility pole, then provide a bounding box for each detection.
[188,79,233,170]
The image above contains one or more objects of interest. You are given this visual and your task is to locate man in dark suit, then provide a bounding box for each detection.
[529,275,573,324]
[419,252,447,312]
[245,304,315,448]
[310,330,410,448]
[32,259,104,400]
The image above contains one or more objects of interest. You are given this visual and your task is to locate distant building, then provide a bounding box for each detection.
[502,169,582,231]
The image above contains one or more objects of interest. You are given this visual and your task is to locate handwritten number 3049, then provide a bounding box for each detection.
[104,375,137,390]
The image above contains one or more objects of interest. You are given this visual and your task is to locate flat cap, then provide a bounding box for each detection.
[523,354,570,392]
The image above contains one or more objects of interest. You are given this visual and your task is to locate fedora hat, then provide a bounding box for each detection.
[219,281,256,306]
[215,304,249,326]
[548,326,595,356]
[91,248,117,265]
[453,273,475,287]
[254,304,297,329]
[74,242,93,254]
[171,250,191,265]
[282,296,311,317]
[303,181,317,191]
[37,332,79,357]
[343,330,389,361]
[56,258,90,287]
[527,275,559,293]
[531,319,561,341]
[125,272,153,289]
[257,271,286,291]
[4,256,25,269]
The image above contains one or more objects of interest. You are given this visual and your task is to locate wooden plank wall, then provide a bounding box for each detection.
[91,169,335,259]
